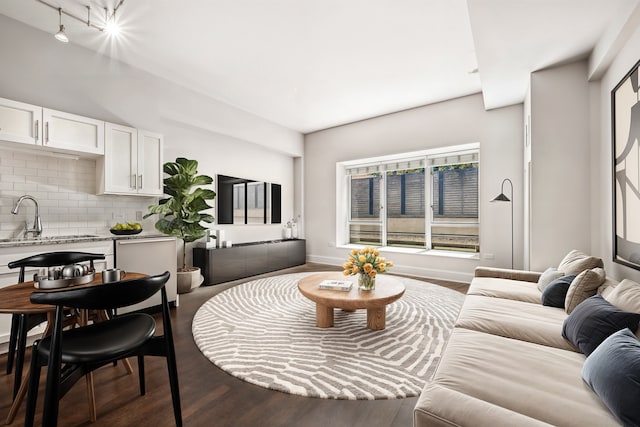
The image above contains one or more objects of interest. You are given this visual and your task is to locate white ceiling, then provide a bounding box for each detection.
[0,0,638,133]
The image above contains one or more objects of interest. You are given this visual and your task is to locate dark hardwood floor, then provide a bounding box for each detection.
[0,263,468,427]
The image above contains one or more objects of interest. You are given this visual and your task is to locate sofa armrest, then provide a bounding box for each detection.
[474,267,541,283]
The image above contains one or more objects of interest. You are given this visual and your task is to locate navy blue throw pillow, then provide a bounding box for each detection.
[561,294,640,356]
[582,328,640,426]
[541,275,575,307]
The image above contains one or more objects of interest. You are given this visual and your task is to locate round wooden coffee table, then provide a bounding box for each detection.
[298,272,405,330]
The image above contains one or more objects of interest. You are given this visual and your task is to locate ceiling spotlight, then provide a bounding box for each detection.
[105,7,120,35]
[54,8,68,43]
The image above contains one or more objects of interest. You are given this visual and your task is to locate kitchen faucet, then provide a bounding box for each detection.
[11,195,43,239]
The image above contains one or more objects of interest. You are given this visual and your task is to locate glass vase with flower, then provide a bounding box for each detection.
[342,247,393,291]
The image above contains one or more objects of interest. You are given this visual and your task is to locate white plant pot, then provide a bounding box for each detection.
[177,267,203,294]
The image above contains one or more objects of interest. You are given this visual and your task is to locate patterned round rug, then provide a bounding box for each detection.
[192,272,464,400]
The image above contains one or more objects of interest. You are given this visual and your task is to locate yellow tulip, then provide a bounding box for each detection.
[387,261,394,267]
[358,255,366,263]
[368,270,377,277]
[363,263,373,273]
[378,263,386,271]
[351,249,358,255]
[352,266,360,274]
[373,249,380,256]
[343,270,351,276]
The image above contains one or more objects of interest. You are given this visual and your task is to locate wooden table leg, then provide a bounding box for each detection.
[6,372,27,424]
[367,306,386,330]
[316,304,334,328]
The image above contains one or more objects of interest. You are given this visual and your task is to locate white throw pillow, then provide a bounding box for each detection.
[604,279,640,313]
[565,267,606,314]
[537,267,565,293]
[557,249,604,276]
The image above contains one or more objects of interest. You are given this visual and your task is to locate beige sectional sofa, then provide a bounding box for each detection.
[414,250,636,427]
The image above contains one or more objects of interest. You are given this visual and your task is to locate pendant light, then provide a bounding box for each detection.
[54,8,68,43]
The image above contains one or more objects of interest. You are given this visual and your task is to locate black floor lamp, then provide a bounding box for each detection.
[491,178,514,269]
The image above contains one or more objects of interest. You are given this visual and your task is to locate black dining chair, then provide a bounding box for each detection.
[6,252,105,399]
[24,271,182,427]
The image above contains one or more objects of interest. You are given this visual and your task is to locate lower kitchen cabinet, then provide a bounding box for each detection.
[193,239,306,285]
[114,236,177,313]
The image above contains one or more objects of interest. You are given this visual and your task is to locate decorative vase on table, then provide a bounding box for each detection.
[358,273,376,291]
[343,247,393,292]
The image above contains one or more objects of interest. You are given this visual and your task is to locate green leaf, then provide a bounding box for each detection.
[192,175,213,186]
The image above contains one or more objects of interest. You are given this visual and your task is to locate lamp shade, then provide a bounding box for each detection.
[491,192,511,202]
[54,24,68,43]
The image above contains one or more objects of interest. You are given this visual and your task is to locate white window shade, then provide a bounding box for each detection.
[345,149,478,176]
[426,150,478,167]
[345,157,425,176]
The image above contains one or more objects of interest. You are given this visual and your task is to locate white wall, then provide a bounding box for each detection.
[597,23,640,283]
[0,15,303,266]
[528,61,592,271]
[304,94,523,282]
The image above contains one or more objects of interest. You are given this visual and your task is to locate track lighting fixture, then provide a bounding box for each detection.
[54,8,68,43]
[36,0,126,43]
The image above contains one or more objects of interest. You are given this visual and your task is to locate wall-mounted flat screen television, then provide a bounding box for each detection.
[217,174,281,224]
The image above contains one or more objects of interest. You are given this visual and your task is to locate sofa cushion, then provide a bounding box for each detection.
[424,328,619,427]
[565,268,606,314]
[582,328,640,427]
[541,275,575,308]
[604,278,640,313]
[557,249,604,276]
[455,295,575,351]
[467,277,542,304]
[562,294,640,356]
[536,267,565,292]
[414,384,551,427]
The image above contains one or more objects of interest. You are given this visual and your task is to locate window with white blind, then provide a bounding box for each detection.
[340,143,479,253]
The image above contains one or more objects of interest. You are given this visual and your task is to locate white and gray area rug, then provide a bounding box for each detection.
[192,273,464,400]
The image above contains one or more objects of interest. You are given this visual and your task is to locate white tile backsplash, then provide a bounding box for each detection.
[0,147,158,239]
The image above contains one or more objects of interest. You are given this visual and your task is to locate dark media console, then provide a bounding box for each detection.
[193,239,306,285]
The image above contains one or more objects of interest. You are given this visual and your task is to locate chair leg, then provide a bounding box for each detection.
[166,353,182,427]
[6,314,18,374]
[42,307,64,427]
[138,355,146,395]
[13,314,28,398]
[85,373,97,422]
[24,342,42,427]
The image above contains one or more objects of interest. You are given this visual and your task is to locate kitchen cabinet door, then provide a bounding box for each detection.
[137,130,163,196]
[0,97,42,146]
[101,123,137,194]
[43,108,104,155]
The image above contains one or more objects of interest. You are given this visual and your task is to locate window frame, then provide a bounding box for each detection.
[338,143,480,254]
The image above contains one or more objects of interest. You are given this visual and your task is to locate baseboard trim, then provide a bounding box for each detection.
[306,255,473,283]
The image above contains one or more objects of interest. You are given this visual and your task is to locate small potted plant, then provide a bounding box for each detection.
[145,157,216,293]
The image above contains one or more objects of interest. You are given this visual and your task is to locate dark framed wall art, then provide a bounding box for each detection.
[612,58,640,270]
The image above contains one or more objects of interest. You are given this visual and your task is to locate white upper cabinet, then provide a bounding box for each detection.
[137,130,163,195]
[0,96,104,156]
[98,123,163,196]
[42,108,104,155]
[0,97,42,145]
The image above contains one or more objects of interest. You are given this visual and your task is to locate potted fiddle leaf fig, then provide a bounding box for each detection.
[145,157,216,293]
